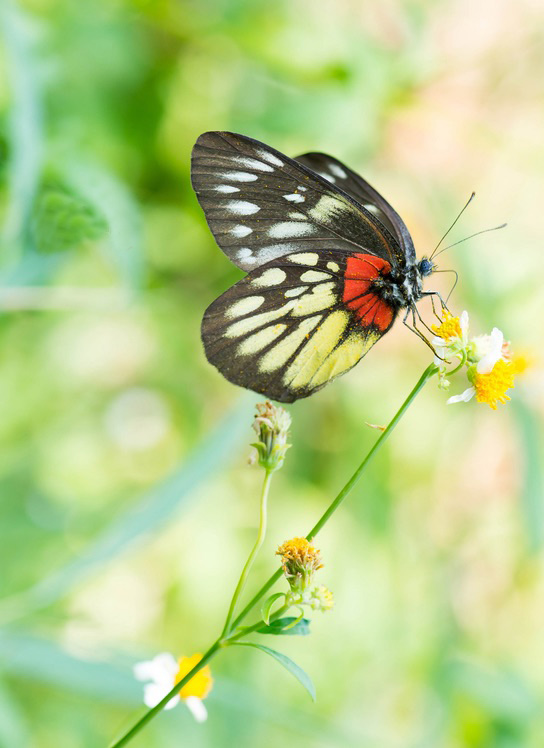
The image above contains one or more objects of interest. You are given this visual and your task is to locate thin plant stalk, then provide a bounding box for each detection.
[221,468,273,636]
[109,363,438,748]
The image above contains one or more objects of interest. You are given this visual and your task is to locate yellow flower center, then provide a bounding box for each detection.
[276,537,323,573]
[473,359,515,410]
[175,654,213,700]
[431,310,462,341]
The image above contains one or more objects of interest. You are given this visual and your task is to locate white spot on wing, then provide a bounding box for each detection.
[215,185,239,193]
[283,193,305,203]
[297,185,307,191]
[225,302,294,337]
[231,225,253,237]
[226,295,265,318]
[284,286,309,298]
[329,163,347,179]
[268,222,315,239]
[289,212,307,220]
[317,171,335,183]
[226,200,260,215]
[220,171,258,182]
[233,157,274,172]
[237,248,254,261]
[257,149,284,167]
[252,268,287,287]
[300,270,330,282]
[288,253,318,265]
[327,261,340,272]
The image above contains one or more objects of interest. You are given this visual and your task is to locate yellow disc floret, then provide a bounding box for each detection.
[175,654,213,700]
[276,537,323,575]
[431,310,462,341]
[473,359,515,410]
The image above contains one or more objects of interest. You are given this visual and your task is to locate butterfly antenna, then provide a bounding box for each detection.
[430,192,475,260]
[432,223,507,259]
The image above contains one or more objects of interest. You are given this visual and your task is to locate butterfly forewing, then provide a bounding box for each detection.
[294,152,415,263]
[191,131,402,272]
[201,250,398,402]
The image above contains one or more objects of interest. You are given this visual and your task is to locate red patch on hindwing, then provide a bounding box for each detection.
[343,253,394,331]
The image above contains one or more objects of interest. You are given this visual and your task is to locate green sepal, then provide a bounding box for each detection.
[261,592,285,625]
[231,642,316,701]
[257,616,310,636]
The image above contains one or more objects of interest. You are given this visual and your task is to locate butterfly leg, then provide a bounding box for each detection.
[402,306,442,358]
[421,290,450,322]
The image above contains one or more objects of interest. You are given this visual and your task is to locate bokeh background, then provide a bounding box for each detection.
[1,0,543,746]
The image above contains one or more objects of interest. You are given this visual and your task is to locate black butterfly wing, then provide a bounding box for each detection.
[191,131,403,272]
[294,152,415,266]
[201,249,398,403]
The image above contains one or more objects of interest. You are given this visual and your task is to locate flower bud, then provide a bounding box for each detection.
[251,401,291,472]
[276,537,323,594]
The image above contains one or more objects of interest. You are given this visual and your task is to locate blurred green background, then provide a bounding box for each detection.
[0,0,543,746]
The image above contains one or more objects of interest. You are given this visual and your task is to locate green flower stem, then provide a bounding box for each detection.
[228,603,291,643]
[228,363,439,632]
[221,468,273,637]
[109,640,221,748]
[110,364,438,747]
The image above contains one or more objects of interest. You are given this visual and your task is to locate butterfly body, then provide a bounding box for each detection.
[191,132,434,403]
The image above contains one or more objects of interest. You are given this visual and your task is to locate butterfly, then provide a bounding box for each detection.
[191,131,436,403]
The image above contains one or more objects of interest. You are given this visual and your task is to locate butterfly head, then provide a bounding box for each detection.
[417,257,435,278]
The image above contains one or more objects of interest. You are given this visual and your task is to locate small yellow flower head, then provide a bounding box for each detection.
[432,309,516,410]
[134,652,212,722]
[470,359,515,410]
[276,536,323,592]
[252,401,291,472]
[432,309,463,342]
[175,653,213,700]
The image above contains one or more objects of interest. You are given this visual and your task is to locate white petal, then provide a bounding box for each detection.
[460,310,469,340]
[143,683,180,710]
[185,696,208,722]
[477,327,504,374]
[447,387,475,404]
[134,653,178,685]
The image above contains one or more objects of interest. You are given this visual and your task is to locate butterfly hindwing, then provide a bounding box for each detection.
[201,250,398,402]
[191,131,403,272]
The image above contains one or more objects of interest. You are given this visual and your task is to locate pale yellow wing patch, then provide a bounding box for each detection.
[283,309,349,390]
[308,332,379,388]
[237,323,288,356]
[259,315,322,373]
[291,282,336,316]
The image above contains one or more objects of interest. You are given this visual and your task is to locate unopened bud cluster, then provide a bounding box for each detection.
[251,401,291,472]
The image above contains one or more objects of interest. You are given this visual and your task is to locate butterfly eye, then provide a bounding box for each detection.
[418,258,435,277]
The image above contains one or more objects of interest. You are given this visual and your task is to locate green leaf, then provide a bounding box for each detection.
[257,617,311,636]
[261,592,285,625]
[231,642,315,701]
[31,180,108,253]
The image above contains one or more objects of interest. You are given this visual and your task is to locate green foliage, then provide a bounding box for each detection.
[231,643,316,701]
[256,617,311,636]
[31,176,107,254]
